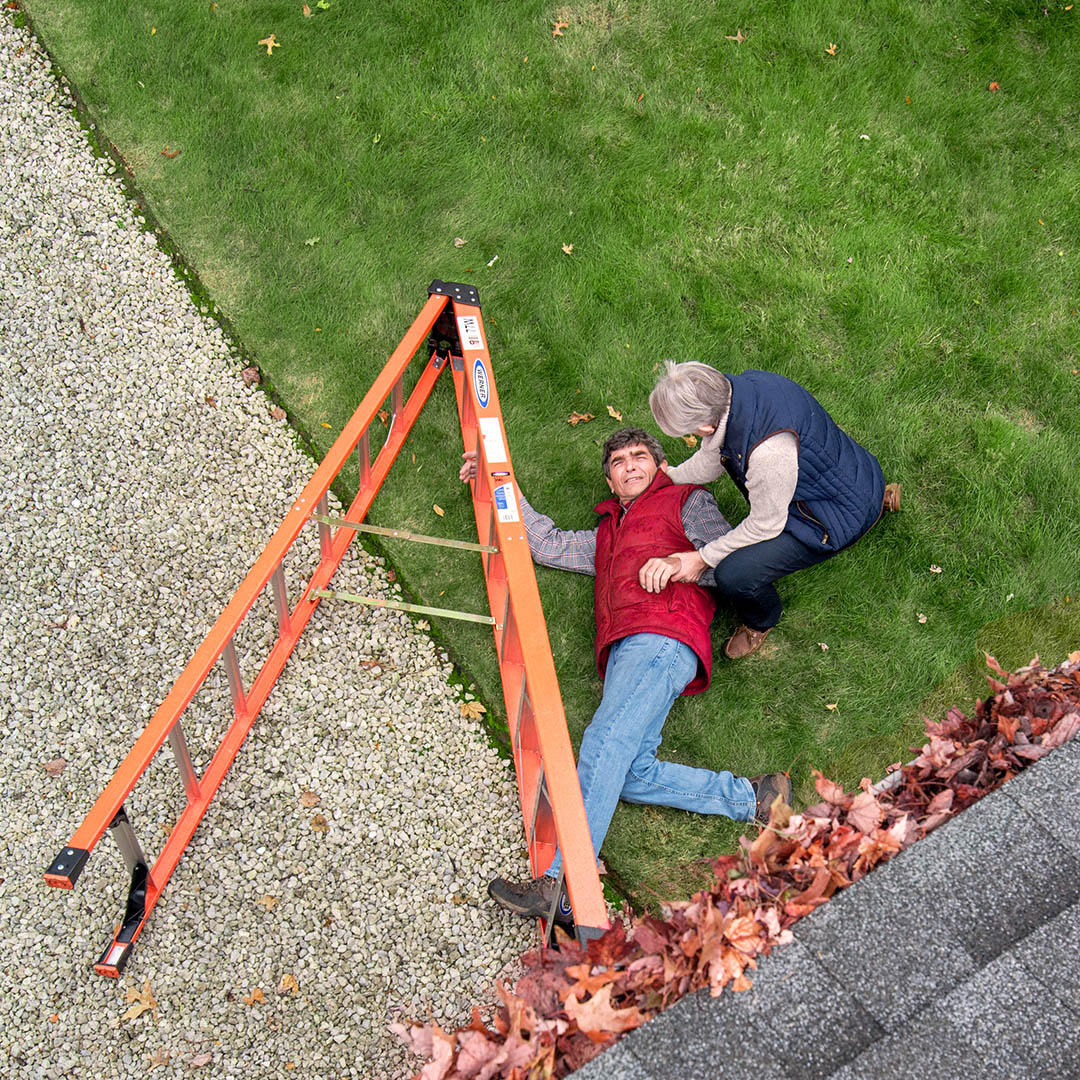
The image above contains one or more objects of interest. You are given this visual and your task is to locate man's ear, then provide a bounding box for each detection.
[605,475,615,493]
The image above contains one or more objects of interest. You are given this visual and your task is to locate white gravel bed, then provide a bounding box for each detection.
[0,15,532,1079]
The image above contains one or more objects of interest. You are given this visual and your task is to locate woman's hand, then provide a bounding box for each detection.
[667,549,709,582]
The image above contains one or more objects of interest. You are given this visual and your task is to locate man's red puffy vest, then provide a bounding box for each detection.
[593,471,715,695]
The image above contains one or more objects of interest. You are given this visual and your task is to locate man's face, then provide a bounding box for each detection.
[606,443,659,502]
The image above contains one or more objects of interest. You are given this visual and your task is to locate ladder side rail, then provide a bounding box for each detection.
[47,294,449,881]
[87,345,453,961]
[450,301,609,937]
[497,521,609,934]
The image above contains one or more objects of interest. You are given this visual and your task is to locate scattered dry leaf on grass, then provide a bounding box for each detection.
[607,405,622,421]
[561,243,574,254]
[825,42,838,55]
[460,701,486,720]
[725,29,746,43]
[552,20,568,37]
[454,237,467,247]
[568,411,594,426]
[258,34,280,54]
[682,434,697,447]
[121,980,158,1022]
[433,503,445,517]
[917,612,928,624]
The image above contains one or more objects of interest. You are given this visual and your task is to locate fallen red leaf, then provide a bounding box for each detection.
[564,984,644,1041]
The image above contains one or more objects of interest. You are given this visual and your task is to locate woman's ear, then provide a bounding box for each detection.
[696,424,716,436]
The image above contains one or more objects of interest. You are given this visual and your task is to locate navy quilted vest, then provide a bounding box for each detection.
[721,370,885,551]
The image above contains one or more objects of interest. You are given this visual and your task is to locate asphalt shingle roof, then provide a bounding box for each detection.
[573,737,1080,1079]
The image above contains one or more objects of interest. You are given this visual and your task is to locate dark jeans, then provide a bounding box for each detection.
[710,530,835,631]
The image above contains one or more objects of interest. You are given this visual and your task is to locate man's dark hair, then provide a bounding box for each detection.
[601,428,667,479]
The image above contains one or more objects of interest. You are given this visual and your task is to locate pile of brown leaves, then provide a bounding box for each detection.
[393,652,1080,1079]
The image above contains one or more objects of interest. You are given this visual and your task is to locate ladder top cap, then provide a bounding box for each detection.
[428,279,481,308]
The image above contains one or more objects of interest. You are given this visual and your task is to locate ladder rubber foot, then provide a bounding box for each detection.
[44,847,90,889]
[94,940,132,978]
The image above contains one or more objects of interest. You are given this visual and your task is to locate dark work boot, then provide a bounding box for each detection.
[488,875,573,921]
[749,772,793,825]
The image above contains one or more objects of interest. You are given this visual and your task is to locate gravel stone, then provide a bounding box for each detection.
[0,15,532,1078]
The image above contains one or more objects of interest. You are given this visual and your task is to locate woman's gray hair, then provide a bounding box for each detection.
[649,360,732,436]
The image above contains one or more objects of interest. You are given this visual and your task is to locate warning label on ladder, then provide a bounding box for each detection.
[493,482,519,523]
[478,416,507,463]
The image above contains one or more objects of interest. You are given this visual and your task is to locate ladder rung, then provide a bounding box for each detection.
[311,514,497,554]
[313,588,496,626]
[315,494,333,560]
[270,564,291,637]
[109,806,147,874]
[222,638,247,717]
[358,429,371,488]
[528,767,547,840]
[512,672,529,748]
[167,720,200,802]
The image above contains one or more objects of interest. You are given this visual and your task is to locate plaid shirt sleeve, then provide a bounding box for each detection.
[517,490,597,576]
[680,487,732,549]
[680,488,731,585]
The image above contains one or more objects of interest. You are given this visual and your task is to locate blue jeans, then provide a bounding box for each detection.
[711,528,835,631]
[545,633,755,880]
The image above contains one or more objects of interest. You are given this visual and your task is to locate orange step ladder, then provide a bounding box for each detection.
[44,281,609,975]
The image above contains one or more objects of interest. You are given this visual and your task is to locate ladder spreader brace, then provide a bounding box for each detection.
[44,282,609,975]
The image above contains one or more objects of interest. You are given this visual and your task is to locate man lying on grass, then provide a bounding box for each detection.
[460,428,790,922]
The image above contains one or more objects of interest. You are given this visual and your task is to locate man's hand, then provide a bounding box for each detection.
[638,556,680,593]
[639,550,709,592]
[459,450,478,484]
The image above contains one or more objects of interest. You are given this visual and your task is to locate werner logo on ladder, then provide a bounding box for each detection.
[44,281,609,976]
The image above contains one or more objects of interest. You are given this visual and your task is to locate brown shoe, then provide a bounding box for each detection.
[749,772,793,825]
[882,483,901,513]
[723,625,771,659]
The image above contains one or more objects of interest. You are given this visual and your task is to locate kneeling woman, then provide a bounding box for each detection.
[644,362,898,659]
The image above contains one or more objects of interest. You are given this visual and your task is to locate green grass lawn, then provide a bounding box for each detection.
[19,0,1080,906]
